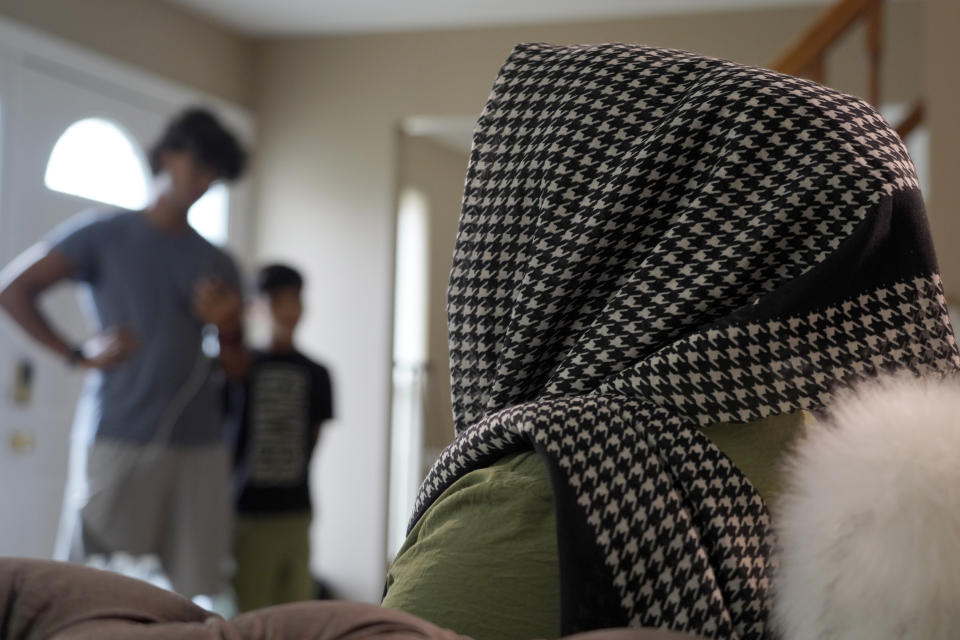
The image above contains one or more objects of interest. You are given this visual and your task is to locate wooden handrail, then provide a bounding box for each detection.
[771,0,924,139]
[772,0,880,77]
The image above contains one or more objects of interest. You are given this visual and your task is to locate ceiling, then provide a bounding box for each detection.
[166,0,832,36]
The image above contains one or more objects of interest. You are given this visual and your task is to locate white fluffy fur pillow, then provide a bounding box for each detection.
[773,375,960,640]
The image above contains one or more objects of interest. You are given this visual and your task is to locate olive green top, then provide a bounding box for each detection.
[382,411,811,640]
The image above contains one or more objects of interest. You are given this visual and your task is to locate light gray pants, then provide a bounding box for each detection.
[57,439,232,598]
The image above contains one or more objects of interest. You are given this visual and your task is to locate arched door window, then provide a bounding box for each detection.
[44,118,150,210]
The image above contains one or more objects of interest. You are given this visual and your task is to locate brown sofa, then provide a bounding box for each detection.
[0,558,704,640]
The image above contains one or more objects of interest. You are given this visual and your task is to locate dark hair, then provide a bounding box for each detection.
[257,264,304,294]
[148,107,246,180]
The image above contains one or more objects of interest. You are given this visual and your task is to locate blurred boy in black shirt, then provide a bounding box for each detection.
[227,264,334,611]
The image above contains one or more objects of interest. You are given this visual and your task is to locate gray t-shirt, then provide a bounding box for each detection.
[49,209,240,446]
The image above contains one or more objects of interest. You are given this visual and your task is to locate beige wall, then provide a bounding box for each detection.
[924,0,960,299]
[397,135,469,462]
[0,0,256,106]
[251,2,925,602]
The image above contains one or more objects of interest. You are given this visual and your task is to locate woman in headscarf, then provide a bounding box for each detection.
[382,43,959,640]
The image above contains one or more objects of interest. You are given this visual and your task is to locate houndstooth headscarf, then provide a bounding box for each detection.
[410,43,960,638]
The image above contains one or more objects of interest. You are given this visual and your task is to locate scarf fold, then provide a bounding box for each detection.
[412,43,959,639]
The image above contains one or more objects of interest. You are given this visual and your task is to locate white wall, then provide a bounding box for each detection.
[250,2,925,602]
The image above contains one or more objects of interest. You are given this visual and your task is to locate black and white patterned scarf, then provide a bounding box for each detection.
[410,43,960,639]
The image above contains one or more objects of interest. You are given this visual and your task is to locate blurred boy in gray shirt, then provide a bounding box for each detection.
[0,108,247,598]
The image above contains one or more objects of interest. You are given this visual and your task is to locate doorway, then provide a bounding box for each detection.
[386,118,472,560]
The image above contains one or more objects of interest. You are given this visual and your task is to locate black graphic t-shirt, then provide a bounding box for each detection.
[232,350,334,513]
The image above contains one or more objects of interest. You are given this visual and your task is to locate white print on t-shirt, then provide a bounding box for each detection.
[248,364,309,485]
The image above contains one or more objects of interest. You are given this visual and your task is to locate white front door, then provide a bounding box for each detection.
[0,59,167,557]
